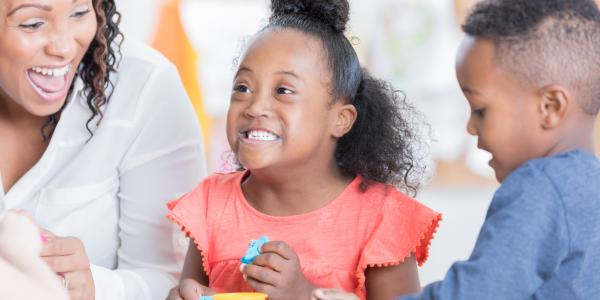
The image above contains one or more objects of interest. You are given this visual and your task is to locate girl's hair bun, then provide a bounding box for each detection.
[270,0,350,33]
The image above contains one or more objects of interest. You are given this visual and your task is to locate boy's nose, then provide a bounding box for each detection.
[466,116,478,136]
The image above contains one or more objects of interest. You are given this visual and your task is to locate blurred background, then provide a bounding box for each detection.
[115,0,600,285]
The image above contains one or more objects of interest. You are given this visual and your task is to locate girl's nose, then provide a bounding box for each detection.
[244,92,271,119]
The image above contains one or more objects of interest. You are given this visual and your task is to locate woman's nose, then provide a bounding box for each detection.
[44,26,77,61]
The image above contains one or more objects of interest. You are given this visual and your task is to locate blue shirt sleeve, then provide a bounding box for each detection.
[399,164,570,300]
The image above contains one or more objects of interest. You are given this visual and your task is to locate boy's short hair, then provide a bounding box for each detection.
[463,0,600,115]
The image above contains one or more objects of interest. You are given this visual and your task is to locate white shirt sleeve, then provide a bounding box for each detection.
[90,63,206,300]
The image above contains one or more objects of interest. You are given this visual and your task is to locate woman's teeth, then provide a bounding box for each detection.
[30,65,69,77]
[246,130,279,141]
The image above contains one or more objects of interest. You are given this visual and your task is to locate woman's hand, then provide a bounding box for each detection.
[166,278,216,300]
[40,230,95,300]
[240,241,316,300]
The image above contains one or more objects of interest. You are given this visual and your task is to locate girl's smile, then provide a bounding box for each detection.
[240,128,281,143]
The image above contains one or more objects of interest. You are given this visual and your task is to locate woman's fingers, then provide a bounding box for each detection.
[41,237,83,257]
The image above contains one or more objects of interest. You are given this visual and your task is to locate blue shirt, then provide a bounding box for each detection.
[400,150,600,299]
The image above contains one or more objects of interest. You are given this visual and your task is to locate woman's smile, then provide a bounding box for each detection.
[26,63,72,103]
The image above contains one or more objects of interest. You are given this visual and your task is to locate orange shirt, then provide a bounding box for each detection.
[167,172,441,299]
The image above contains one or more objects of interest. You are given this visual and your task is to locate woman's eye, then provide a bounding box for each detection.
[276,87,293,95]
[71,9,91,18]
[19,22,44,29]
[233,84,251,93]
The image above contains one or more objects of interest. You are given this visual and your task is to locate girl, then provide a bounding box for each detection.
[167,1,441,299]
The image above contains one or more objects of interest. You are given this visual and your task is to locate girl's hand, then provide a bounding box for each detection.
[166,278,216,300]
[40,230,94,300]
[311,288,360,300]
[241,241,316,300]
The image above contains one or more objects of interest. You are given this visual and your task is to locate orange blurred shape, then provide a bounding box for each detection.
[151,0,211,147]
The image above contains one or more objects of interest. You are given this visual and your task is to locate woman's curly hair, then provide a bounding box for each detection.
[238,0,427,195]
[42,0,122,139]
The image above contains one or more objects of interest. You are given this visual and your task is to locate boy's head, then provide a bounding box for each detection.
[456,0,600,182]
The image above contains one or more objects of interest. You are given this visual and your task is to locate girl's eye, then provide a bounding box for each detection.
[233,84,251,93]
[276,87,293,95]
[19,21,44,30]
[71,9,91,18]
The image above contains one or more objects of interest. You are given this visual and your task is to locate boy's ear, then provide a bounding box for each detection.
[332,104,357,138]
[538,85,569,129]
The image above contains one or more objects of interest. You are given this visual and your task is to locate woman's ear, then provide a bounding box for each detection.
[538,85,569,129]
[332,103,357,138]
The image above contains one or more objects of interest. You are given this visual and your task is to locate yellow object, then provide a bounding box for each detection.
[213,293,268,300]
[151,0,212,147]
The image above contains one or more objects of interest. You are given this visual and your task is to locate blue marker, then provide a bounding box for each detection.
[240,236,269,264]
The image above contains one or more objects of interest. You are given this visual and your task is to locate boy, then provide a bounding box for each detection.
[312,0,600,299]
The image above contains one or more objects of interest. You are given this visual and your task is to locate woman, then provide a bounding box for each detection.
[0,0,206,299]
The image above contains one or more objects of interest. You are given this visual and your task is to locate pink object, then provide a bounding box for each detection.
[167,171,441,299]
[40,234,48,244]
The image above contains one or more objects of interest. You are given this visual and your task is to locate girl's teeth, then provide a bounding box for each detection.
[247,130,278,141]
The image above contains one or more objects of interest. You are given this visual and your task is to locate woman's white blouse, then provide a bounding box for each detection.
[0,41,206,299]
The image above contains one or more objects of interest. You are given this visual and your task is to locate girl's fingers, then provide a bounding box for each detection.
[313,288,360,300]
[251,252,287,272]
[240,263,280,286]
[244,275,275,296]
[166,286,184,300]
[179,278,215,300]
[259,241,297,261]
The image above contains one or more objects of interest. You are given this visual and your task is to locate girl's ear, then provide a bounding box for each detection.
[538,85,569,129]
[332,103,357,138]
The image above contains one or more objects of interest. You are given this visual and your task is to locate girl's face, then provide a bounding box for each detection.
[0,0,97,117]
[227,29,350,173]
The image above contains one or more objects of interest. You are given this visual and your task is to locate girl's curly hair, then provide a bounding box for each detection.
[42,0,122,139]
[250,0,428,195]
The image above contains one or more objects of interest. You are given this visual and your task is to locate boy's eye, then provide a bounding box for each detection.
[276,87,293,95]
[233,84,251,93]
[71,9,92,18]
[472,108,486,118]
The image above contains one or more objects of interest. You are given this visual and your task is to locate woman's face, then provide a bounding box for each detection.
[0,0,97,117]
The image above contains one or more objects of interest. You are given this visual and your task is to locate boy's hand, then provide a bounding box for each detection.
[166,278,215,300]
[241,241,316,300]
[311,288,360,300]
